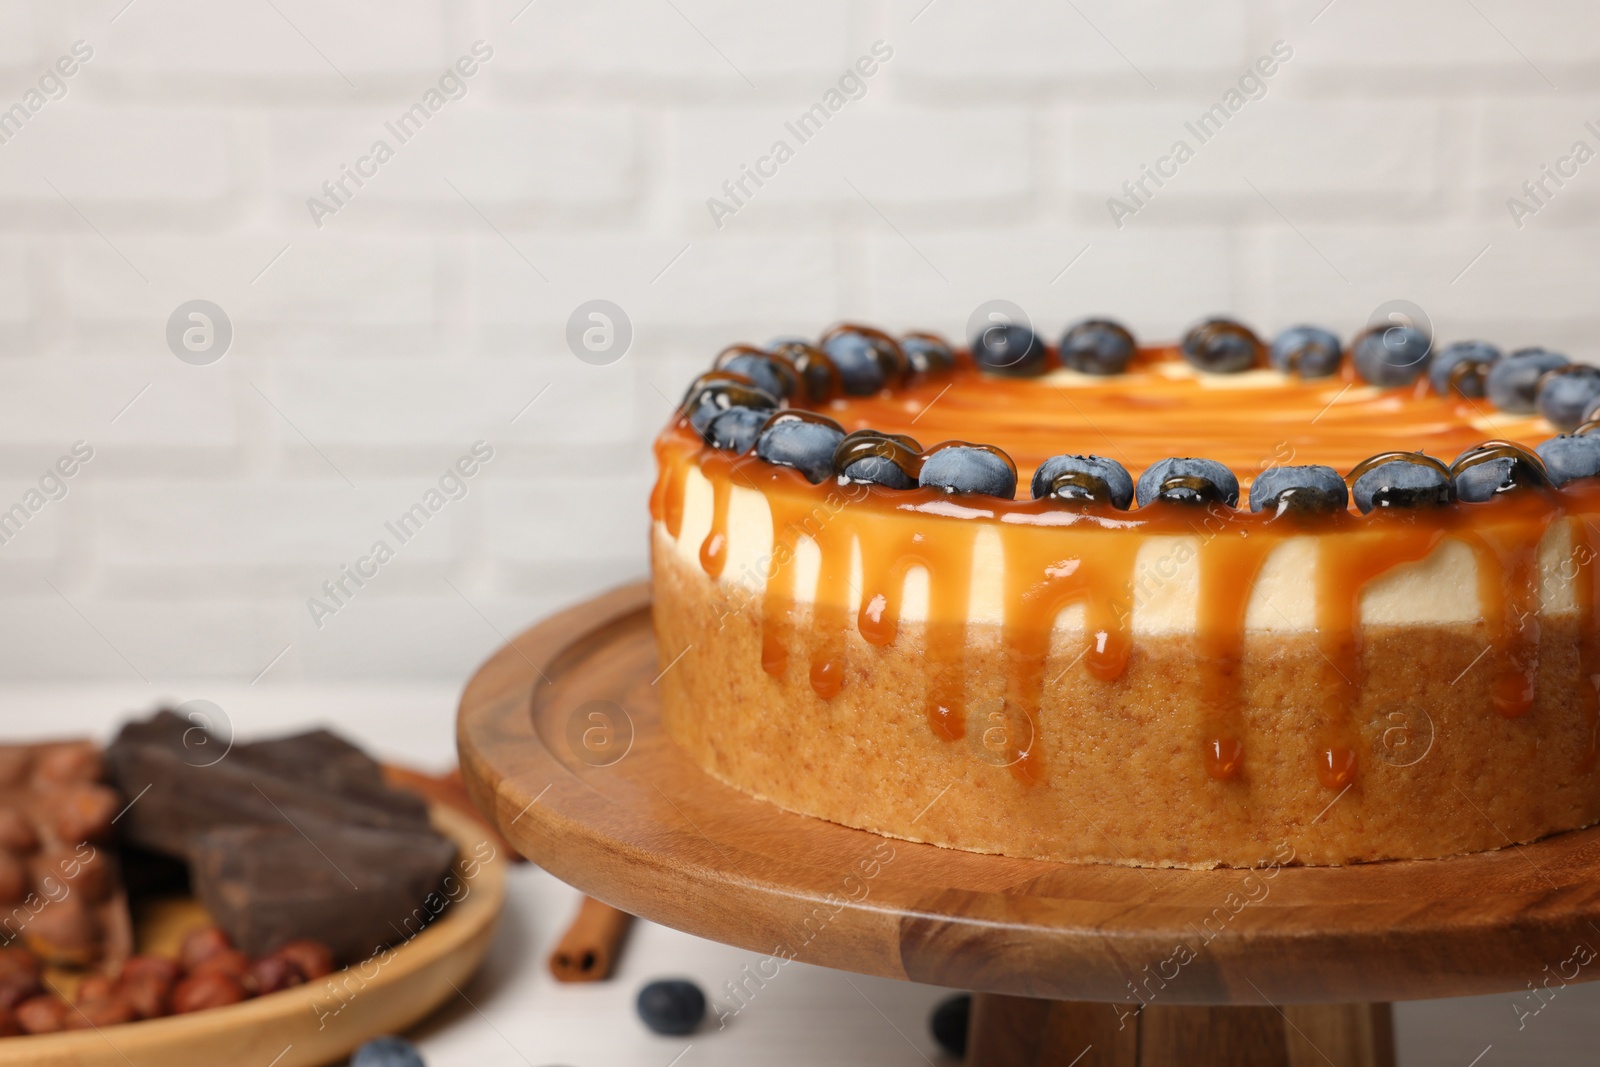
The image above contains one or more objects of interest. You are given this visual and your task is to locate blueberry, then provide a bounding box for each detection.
[1135,457,1239,508]
[636,979,706,1036]
[1269,326,1342,379]
[1429,340,1500,398]
[1450,443,1549,502]
[1487,348,1568,413]
[929,994,971,1058]
[351,1036,425,1067]
[1180,319,1263,374]
[1059,319,1136,376]
[1350,456,1454,513]
[755,414,846,484]
[716,349,798,400]
[1351,324,1432,387]
[970,322,1049,377]
[1536,365,1600,431]
[821,326,905,396]
[705,406,768,453]
[767,338,840,403]
[1537,434,1600,485]
[1248,465,1348,515]
[1030,454,1133,508]
[836,429,921,490]
[682,375,778,439]
[919,445,1018,498]
[900,333,956,382]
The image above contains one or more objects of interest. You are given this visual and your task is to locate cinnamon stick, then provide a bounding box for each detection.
[549,897,634,982]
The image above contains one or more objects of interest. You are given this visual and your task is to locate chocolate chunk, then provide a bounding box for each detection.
[106,711,432,860]
[107,711,458,966]
[191,823,456,964]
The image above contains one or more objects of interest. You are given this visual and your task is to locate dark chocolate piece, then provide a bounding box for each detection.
[191,824,457,963]
[106,711,458,965]
[106,711,432,860]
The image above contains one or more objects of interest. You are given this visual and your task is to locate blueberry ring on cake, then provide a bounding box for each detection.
[650,317,1600,868]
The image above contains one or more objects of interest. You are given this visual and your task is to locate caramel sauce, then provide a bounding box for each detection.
[653,348,1600,790]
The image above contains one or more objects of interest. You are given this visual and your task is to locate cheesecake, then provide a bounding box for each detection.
[649,318,1600,868]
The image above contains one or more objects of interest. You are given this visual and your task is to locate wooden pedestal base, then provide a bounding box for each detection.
[968,995,1394,1067]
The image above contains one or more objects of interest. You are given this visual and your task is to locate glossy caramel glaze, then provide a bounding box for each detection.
[651,346,1600,798]
[828,346,1544,487]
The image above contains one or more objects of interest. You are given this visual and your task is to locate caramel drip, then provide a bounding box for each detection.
[807,521,854,700]
[651,437,689,539]
[854,522,980,740]
[1315,516,1443,790]
[1192,519,1278,780]
[699,474,733,579]
[1463,520,1542,719]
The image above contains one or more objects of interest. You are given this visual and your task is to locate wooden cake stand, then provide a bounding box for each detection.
[458,582,1600,1066]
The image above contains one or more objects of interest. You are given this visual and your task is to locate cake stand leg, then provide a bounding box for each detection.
[966,995,1395,1067]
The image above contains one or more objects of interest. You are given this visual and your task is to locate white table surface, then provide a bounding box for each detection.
[8,682,1599,1067]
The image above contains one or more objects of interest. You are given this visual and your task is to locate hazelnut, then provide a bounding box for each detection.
[75,974,115,1006]
[14,994,67,1034]
[272,939,335,980]
[0,1007,20,1037]
[34,744,103,785]
[45,847,111,904]
[0,976,40,1012]
[116,972,171,1020]
[178,926,233,973]
[118,954,180,987]
[0,947,41,1009]
[0,853,28,906]
[0,809,37,854]
[171,971,247,1014]
[63,996,134,1029]
[248,953,305,996]
[190,949,251,986]
[0,752,31,788]
[53,785,120,845]
[21,896,102,967]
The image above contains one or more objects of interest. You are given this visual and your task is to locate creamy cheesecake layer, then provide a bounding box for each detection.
[664,460,1582,634]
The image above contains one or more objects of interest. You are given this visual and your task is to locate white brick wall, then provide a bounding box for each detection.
[1,0,1598,684]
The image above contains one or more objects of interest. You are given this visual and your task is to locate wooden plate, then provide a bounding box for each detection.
[459,581,1600,1005]
[0,804,504,1067]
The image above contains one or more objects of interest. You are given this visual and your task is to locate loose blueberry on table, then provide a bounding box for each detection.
[928,993,971,1058]
[351,1035,426,1067]
[636,978,707,1036]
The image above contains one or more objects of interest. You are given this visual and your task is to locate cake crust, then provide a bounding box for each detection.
[655,534,1600,868]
